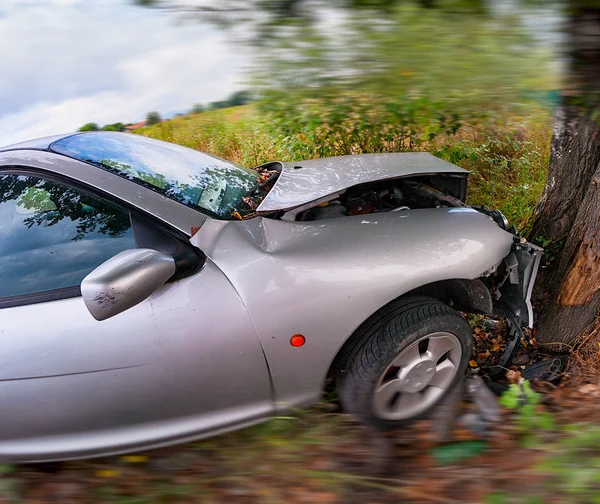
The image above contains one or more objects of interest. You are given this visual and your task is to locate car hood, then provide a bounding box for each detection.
[255,152,469,213]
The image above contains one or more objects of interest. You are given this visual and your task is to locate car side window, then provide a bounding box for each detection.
[0,174,136,299]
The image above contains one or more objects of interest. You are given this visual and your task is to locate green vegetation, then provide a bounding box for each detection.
[538,424,600,502]
[78,122,99,132]
[131,1,556,227]
[146,111,162,126]
[136,103,551,227]
[500,379,555,446]
[78,121,126,132]
[102,122,126,132]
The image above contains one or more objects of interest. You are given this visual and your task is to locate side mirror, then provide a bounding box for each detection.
[81,249,176,321]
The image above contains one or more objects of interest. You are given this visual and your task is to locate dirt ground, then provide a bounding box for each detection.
[3,321,600,504]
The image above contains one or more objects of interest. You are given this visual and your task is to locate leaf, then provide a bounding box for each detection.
[521,380,542,405]
[431,440,488,465]
[486,493,509,504]
[120,455,148,463]
[505,369,521,384]
[95,469,120,478]
[0,465,14,475]
[524,496,545,504]
[499,384,520,409]
[538,412,555,431]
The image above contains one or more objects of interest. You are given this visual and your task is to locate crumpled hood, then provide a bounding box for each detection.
[255,152,469,213]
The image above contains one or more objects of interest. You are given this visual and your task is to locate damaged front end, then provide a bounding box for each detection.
[474,207,543,329]
[242,153,543,329]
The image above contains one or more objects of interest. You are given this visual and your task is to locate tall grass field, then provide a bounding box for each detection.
[137,104,552,228]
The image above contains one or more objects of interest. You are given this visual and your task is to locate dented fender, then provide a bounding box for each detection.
[193,207,514,408]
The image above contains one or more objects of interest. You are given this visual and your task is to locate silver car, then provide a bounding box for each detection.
[0,132,541,462]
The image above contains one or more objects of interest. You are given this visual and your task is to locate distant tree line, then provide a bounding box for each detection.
[78,122,127,132]
[189,90,253,115]
[78,90,253,131]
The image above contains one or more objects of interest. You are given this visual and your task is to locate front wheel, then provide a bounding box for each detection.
[338,297,472,430]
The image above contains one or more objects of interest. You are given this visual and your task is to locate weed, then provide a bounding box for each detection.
[535,235,566,265]
[500,379,555,446]
[537,424,600,503]
[137,103,551,227]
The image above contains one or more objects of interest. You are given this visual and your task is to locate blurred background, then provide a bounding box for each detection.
[5,1,600,503]
[1,0,561,227]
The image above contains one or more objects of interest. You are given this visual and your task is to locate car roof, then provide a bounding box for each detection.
[0,133,80,152]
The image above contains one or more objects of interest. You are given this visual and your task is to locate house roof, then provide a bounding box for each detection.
[125,121,147,130]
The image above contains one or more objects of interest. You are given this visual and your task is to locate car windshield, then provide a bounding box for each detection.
[51,132,260,219]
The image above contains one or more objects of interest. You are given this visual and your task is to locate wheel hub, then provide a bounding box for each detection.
[401,359,436,393]
[372,332,463,421]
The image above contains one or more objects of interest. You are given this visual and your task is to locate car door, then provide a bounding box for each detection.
[0,171,273,462]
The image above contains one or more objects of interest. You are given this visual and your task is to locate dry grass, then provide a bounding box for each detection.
[137,103,553,226]
[572,312,600,382]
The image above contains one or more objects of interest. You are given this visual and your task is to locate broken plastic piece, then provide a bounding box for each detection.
[488,303,525,378]
[466,375,502,423]
[521,355,567,383]
[459,412,487,435]
[431,378,465,443]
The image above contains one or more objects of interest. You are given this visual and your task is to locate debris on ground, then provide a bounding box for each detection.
[466,375,502,423]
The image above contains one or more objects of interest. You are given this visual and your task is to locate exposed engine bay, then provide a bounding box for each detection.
[290,176,466,222]
[237,163,470,222]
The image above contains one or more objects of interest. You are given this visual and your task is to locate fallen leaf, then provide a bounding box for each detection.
[578,384,600,396]
[121,455,148,463]
[95,470,120,478]
[469,360,478,368]
[505,369,521,384]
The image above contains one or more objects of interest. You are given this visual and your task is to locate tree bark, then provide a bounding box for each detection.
[531,4,600,347]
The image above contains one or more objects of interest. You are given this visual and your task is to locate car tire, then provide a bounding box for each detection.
[338,296,472,430]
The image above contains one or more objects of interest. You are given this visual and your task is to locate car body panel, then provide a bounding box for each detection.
[0,259,273,463]
[0,133,80,152]
[256,152,469,212]
[193,208,513,408]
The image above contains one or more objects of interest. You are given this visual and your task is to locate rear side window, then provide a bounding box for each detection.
[0,174,135,299]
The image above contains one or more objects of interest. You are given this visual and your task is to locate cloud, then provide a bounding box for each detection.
[0,0,248,146]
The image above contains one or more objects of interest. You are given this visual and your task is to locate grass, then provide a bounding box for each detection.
[136,103,553,227]
[9,403,600,503]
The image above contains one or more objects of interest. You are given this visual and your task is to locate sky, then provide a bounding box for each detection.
[0,0,248,146]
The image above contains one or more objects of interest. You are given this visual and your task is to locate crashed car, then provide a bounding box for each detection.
[0,132,542,462]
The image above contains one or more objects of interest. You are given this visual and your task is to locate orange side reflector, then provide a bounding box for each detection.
[290,334,306,347]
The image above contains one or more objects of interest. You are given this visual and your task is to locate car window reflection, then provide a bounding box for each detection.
[51,132,259,219]
[0,174,135,298]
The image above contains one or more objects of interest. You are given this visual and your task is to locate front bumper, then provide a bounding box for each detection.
[495,240,544,328]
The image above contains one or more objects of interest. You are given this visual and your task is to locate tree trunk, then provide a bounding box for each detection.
[531,5,600,347]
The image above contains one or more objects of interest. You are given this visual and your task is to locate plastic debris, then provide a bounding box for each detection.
[459,412,487,435]
[431,377,465,443]
[521,355,568,383]
[466,375,502,422]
